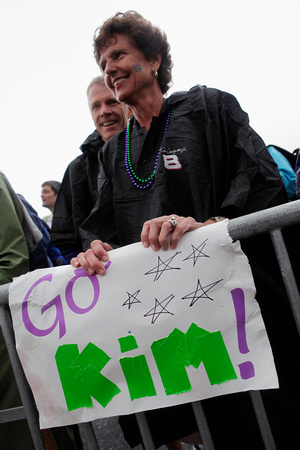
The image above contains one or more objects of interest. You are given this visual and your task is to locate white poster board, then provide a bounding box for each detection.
[9,221,278,429]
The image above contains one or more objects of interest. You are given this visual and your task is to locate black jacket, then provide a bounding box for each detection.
[81,85,300,449]
[82,85,288,247]
[51,130,104,257]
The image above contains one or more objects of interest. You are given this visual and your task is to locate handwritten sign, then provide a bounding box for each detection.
[9,221,278,429]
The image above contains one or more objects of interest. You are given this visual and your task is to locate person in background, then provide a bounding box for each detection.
[51,76,130,263]
[71,11,300,450]
[0,171,34,449]
[0,172,79,449]
[19,194,67,268]
[0,172,30,284]
[41,180,61,227]
[296,150,300,199]
[267,144,298,200]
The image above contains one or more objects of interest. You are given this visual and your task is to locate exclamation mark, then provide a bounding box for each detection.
[231,288,255,380]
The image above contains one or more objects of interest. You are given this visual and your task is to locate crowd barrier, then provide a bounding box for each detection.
[1,200,300,450]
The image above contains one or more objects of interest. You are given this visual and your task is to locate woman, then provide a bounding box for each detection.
[72,11,299,450]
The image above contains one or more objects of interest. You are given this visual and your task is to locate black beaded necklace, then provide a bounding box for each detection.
[125,107,174,189]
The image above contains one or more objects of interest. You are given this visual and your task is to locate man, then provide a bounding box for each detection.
[51,76,130,262]
[41,180,61,227]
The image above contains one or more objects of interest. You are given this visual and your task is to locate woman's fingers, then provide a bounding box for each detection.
[70,240,113,276]
[141,215,204,251]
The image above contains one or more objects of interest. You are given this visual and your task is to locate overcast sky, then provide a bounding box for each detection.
[0,0,299,218]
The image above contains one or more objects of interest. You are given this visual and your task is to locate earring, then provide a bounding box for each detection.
[154,70,158,78]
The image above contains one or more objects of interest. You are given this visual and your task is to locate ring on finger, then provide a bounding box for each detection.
[167,216,178,229]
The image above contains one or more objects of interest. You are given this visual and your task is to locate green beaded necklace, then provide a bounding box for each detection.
[125,107,175,189]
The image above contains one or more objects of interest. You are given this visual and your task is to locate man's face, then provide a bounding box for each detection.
[41,185,57,210]
[88,83,128,142]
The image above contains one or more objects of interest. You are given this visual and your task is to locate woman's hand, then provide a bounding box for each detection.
[71,216,218,275]
[71,240,113,276]
[141,214,215,251]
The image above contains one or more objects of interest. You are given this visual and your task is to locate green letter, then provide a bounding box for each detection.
[119,335,156,401]
[151,323,237,395]
[55,342,120,411]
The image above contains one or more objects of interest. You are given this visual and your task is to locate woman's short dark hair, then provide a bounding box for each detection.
[93,11,173,95]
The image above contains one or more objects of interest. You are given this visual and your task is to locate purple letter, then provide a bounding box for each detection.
[65,268,100,315]
[22,274,66,338]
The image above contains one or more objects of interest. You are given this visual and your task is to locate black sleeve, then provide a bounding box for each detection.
[214,91,288,216]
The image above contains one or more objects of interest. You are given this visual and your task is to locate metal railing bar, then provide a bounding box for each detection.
[0,405,26,423]
[227,200,300,241]
[1,201,299,450]
[269,228,300,334]
[191,401,215,450]
[0,306,46,449]
[0,282,9,306]
[77,422,99,450]
[250,391,277,450]
[135,411,156,450]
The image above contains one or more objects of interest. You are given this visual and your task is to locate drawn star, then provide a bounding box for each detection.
[144,251,181,281]
[122,289,142,309]
[144,294,175,324]
[183,239,209,266]
[182,278,223,306]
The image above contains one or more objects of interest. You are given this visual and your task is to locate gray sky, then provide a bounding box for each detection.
[0,0,299,218]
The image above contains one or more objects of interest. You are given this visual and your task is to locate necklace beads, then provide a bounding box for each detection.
[125,107,174,189]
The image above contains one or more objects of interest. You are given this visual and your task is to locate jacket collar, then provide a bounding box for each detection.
[80,130,104,154]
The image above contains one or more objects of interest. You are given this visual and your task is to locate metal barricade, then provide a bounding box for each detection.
[0,284,46,449]
[1,200,300,450]
[0,280,99,449]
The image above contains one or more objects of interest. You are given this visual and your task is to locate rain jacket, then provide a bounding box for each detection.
[0,173,29,284]
[80,85,300,450]
[82,85,288,247]
[51,130,104,259]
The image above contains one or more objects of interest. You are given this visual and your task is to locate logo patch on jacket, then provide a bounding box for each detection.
[162,154,182,170]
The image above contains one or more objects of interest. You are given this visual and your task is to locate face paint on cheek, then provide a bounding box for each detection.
[132,64,143,72]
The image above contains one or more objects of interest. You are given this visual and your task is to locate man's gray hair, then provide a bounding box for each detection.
[86,75,105,96]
